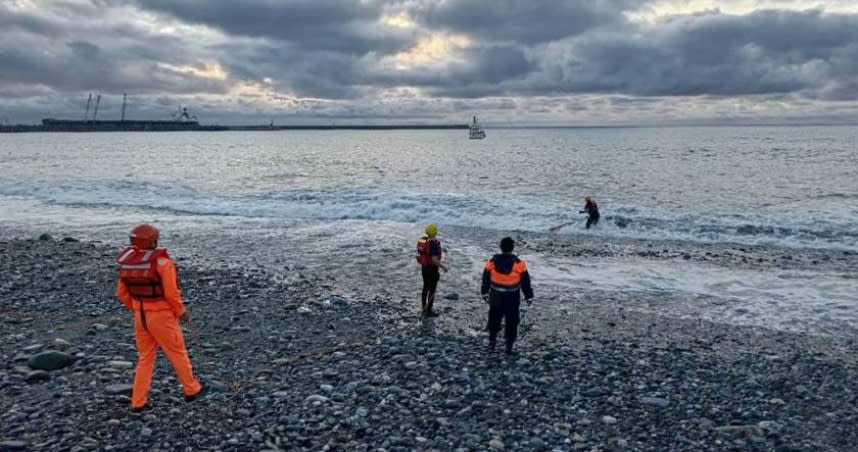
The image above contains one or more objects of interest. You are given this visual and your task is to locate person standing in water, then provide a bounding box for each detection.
[580,196,600,229]
[416,223,448,317]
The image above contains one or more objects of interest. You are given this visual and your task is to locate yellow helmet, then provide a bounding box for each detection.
[425,223,438,236]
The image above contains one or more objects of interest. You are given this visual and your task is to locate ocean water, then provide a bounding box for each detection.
[1,127,856,333]
[1,127,856,250]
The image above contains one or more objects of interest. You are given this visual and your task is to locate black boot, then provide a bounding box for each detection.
[505,343,515,355]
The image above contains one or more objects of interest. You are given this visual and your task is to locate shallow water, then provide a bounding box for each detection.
[1,127,856,335]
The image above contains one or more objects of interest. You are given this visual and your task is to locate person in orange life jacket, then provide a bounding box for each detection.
[416,223,448,317]
[115,224,207,412]
[580,196,600,229]
[481,237,534,354]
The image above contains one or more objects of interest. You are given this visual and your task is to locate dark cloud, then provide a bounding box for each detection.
[4,1,858,124]
[137,0,418,55]
[410,0,645,43]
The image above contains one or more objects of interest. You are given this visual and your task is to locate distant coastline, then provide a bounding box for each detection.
[0,119,469,133]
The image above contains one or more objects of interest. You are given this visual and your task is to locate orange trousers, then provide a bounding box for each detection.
[131,310,202,408]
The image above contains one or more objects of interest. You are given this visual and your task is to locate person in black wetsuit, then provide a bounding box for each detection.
[481,237,534,354]
[580,196,600,229]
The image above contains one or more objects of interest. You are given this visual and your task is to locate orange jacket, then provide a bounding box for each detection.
[117,255,186,318]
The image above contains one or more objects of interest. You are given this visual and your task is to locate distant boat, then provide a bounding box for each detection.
[468,115,486,139]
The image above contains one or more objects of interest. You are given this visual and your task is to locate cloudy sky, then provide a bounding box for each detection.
[2,0,858,125]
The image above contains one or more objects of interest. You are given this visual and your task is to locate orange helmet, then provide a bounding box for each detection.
[129,224,159,249]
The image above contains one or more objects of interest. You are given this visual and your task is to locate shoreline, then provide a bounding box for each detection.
[2,237,858,451]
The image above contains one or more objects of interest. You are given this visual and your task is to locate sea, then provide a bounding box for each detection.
[1,127,856,333]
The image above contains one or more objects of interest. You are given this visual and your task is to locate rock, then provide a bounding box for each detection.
[62,237,80,243]
[320,384,333,392]
[601,416,618,425]
[107,361,134,370]
[404,361,418,369]
[53,338,72,350]
[489,438,505,450]
[529,437,547,449]
[27,350,75,370]
[272,391,289,398]
[25,370,50,383]
[209,380,229,392]
[582,387,609,397]
[141,428,153,437]
[297,306,313,314]
[105,384,134,395]
[91,324,109,331]
[22,344,44,352]
[0,441,28,451]
[443,293,459,300]
[572,433,586,443]
[304,394,330,404]
[38,234,54,241]
[356,407,369,417]
[714,424,763,438]
[638,397,670,408]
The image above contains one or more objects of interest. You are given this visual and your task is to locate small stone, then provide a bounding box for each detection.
[489,438,505,449]
[443,293,459,300]
[62,237,80,243]
[430,382,443,392]
[601,415,618,425]
[107,361,134,370]
[236,409,251,417]
[320,384,333,392]
[304,394,329,404]
[297,306,313,314]
[272,391,289,398]
[141,428,153,437]
[28,350,75,370]
[25,370,50,383]
[22,344,44,352]
[209,381,229,392]
[105,384,133,395]
[572,433,586,443]
[91,324,109,331]
[0,440,28,450]
[404,361,418,369]
[38,233,53,241]
[53,338,72,350]
[529,437,547,449]
[639,397,670,408]
[356,407,368,417]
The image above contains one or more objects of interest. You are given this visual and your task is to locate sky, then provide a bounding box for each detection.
[2,0,858,126]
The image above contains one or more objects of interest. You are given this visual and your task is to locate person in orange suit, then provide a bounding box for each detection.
[115,224,206,412]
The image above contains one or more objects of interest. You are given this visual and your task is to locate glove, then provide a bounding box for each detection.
[526,298,533,307]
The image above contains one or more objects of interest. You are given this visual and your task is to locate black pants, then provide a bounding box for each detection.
[421,266,440,312]
[586,213,600,229]
[487,300,520,346]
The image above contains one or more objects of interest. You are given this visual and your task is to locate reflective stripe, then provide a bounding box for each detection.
[119,263,152,270]
[490,284,520,293]
[141,250,153,261]
[117,248,135,262]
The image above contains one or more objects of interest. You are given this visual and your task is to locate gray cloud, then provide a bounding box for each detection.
[137,0,419,55]
[3,1,858,124]
[409,0,645,43]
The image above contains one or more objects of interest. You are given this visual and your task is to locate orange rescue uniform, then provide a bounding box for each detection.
[116,247,201,408]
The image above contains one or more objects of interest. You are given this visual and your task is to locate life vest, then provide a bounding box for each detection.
[416,236,437,266]
[485,256,528,293]
[116,246,169,300]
